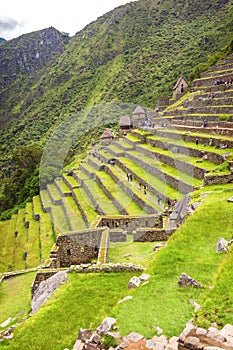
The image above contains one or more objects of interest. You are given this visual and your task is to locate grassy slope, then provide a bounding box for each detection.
[115,188,233,338]
[0,273,138,350]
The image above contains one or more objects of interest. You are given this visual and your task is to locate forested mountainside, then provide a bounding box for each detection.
[0,0,233,216]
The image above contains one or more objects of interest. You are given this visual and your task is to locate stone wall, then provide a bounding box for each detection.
[71,191,90,227]
[97,214,160,231]
[204,172,233,186]
[55,229,105,267]
[31,270,58,296]
[157,130,233,151]
[95,174,128,215]
[103,165,157,214]
[123,152,194,194]
[135,144,206,180]
[133,228,171,242]
[146,137,225,165]
[109,229,127,242]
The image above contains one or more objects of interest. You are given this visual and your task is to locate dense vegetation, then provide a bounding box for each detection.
[1,0,233,216]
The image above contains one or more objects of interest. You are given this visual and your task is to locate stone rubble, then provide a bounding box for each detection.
[178,273,202,288]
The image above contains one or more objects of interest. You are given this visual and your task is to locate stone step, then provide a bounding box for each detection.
[201,65,233,78]
[193,73,233,88]
[104,164,159,214]
[47,183,62,205]
[169,123,233,136]
[40,189,53,212]
[72,187,99,226]
[54,178,72,197]
[61,197,87,232]
[156,129,233,149]
[49,205,71,233]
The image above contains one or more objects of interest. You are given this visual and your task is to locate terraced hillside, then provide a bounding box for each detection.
[0,54,233,273]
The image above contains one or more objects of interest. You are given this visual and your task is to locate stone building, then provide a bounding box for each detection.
[100,128,114,144]
[173,76,188,98]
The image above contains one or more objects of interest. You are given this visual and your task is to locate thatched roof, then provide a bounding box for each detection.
[101,128,114,139]
[133,105,145,115]
[173,76,188,90]
[119,115,131,126]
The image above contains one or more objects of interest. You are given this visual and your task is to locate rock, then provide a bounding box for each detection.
[72,339,84,350]
[31,271,68,315]
[106,331,121,339]
[220,324,233,338]
[78,328,92,341]
[178,273,202,288]
[179,322,195,341]
[128,276,141,289]
[184,336,200,347]
[123,331,144,344]
[0,318,14,328]
[139,273,150,281]
[203,347,225,350]
[85,342,98,350]
[154,326,163,335]
[196,327,207,336]
[189,299,201,311]
[146,339,155,349]
[89,333,101,344]
[123,254,131,257]
[118,296,133,304]
[96,317,116,334]
[216,238,229,253]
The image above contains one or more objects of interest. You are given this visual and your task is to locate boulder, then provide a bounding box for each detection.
[216,238,229,253]
[96,317,116,334]
[72,339,84,350]
[139,273,150,281]
[123,331,144,344]
[128,276,141,289]
[178,273,202,288]
[31,271,68,315]
[118,296,133,304]
[78,328,92,341]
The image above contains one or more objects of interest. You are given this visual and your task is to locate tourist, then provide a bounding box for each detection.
[195,138,199,146]
[157,195,162,205]
[143,185,147,195]
[209,137,213,146]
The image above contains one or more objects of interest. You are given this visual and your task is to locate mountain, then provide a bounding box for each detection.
[0,38,6,44]
[0,0,233,214]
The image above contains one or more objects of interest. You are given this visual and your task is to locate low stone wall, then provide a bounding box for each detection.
[170,124,233,136]
[70,262,145,273]
[157,130,233,151]
[71,191,90,227]
[133,228,171,242]
[79,163,95,179]
[204,172,233,185]
[95,174,128,215]
[124,151,194,194]
[103,165,157,214]
[109,229,127,242]
[81,179,105,216]
[147,137,225,165]
[135,144,206,180]
[87,157,103,171]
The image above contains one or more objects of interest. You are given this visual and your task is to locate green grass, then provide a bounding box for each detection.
[0,273,138,350]
[158,128,233,144]
[115,189,233,338]
[32,196,44,216]
[54,179,72,196]
[137,143,217,171]
[62,173,79,189]
[39,190,52,210]
[63,197,87,231]
[148,134,233,157]
[97,170,146,215]
[106,164,161,212]
[0,272,36,325]
[108,234,157,268]
[73,187,99,224]
[120,154,183,199]
[24,203,41,268]
[82,179,121,215]
[47,183,62,203]
[0,216,17,272]
[12,210,28,271]
[39,212,55,261]
[50,205,70,233]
